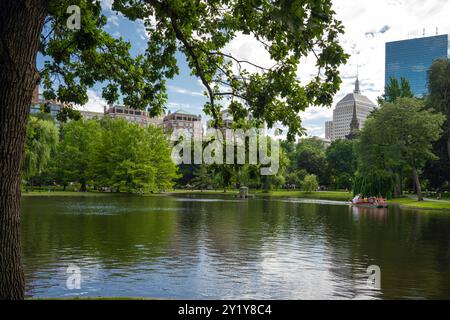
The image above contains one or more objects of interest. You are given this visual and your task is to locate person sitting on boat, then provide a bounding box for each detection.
[352,195,361,204]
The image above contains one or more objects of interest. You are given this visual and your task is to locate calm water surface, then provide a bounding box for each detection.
[21,195,450,299]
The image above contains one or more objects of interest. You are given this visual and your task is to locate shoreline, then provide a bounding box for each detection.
[21,190,450,212]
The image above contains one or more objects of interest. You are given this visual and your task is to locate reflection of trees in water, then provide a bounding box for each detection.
[21,195,450,299]
[319,204,450,299]
[21,195,179,292]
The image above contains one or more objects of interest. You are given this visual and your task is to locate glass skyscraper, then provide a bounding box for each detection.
[385,34,449,96]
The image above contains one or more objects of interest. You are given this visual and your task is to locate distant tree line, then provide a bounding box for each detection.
[180,59,450,200]
[23,117,179,193]
[24,60,450,200]
[354,59,450,200]
[177,136,351,193]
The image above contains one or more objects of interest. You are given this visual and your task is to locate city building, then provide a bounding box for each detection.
[30,86,64,119]
[325,121,334,141]
[385,34,449,97]
[345,102,360,140]
[104,105,164,127]
[325,76,376,141]
[78,110,104,120]
[206,109,234,141]
[163,109,203,139]
[30,86,164,126]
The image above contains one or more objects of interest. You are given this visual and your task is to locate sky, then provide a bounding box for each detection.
[40,0,450,138]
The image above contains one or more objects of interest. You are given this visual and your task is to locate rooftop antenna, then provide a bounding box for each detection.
[354,65,361,94]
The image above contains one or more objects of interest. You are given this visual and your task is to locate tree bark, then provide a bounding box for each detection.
[393,174,401,198]
[0,0,47,300]
[447,133,450,162]
[411,166,423,202]
[80,180,87,192]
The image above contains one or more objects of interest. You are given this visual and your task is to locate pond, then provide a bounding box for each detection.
[21,195,450,299]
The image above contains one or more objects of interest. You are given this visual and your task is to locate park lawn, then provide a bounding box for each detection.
[22,191,124,197]
[169,189,239,195]
[389,198,450,211]
[29,297,163,300]
[254,190,351,201]
[170,190,351,201]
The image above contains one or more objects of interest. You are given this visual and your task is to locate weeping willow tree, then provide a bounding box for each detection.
[22,116,59,188]
[353,171,395,199]
[354,98,444,200]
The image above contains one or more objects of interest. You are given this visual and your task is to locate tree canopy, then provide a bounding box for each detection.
[383,77,414,103]
[427,58,450,161]
[39,0,348,140]
[355,97,445,200]
[1,0,349,299]
[22,116,59,184]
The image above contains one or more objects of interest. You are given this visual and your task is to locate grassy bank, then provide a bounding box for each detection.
[29,297,161,300]
[22,189,354,202]
[21,191,123,197]
[254,190,351,201]
[21,190,450,212]
[170,190,352,201]
[388,198,450,211]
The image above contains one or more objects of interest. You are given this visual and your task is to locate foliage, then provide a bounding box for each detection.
[427,58,450,161]
[191,165,213,190]
[383,77,414,102]
[39,0,348,140]
[22,116,59,184]
[302,174,319,192]
[294,137,327,185]
[56,119,102,191]
[355,97,445,199]
[326,139,355,190]
[23,118,179,194]
[91,118,179,193]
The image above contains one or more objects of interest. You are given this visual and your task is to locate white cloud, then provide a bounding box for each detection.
[308,0,450,137]
[300,106,333,122]
[107,14,119,27]
[101,0,113,11]
[75,90,107,113]
[101,0,114,10]
[219,1,450,138]
[98,0,450,139]
[223,32,274,73]
[304,125,326,137]
[167,85,205,97]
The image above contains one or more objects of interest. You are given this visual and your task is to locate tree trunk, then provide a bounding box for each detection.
[80,180,87,192]
[393,175,401,198]
[0,0,47,300]
[411,166,423,202]
[447,133,450,162]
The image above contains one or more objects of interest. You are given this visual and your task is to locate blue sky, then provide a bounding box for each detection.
[38,0,450,138]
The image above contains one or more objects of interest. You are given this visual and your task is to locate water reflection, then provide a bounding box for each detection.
[21,195,450,299]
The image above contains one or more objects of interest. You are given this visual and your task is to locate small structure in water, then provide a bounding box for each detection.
[237,186,254,199]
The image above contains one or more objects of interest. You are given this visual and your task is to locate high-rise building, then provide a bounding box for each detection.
[325,121,334,141]
[385,34,449,97]
[325,76,376,141]
[163,109,203,139]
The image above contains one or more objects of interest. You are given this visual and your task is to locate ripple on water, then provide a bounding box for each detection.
[21,195,450,299]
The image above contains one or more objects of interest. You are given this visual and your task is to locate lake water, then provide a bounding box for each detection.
[21,195,450,299]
